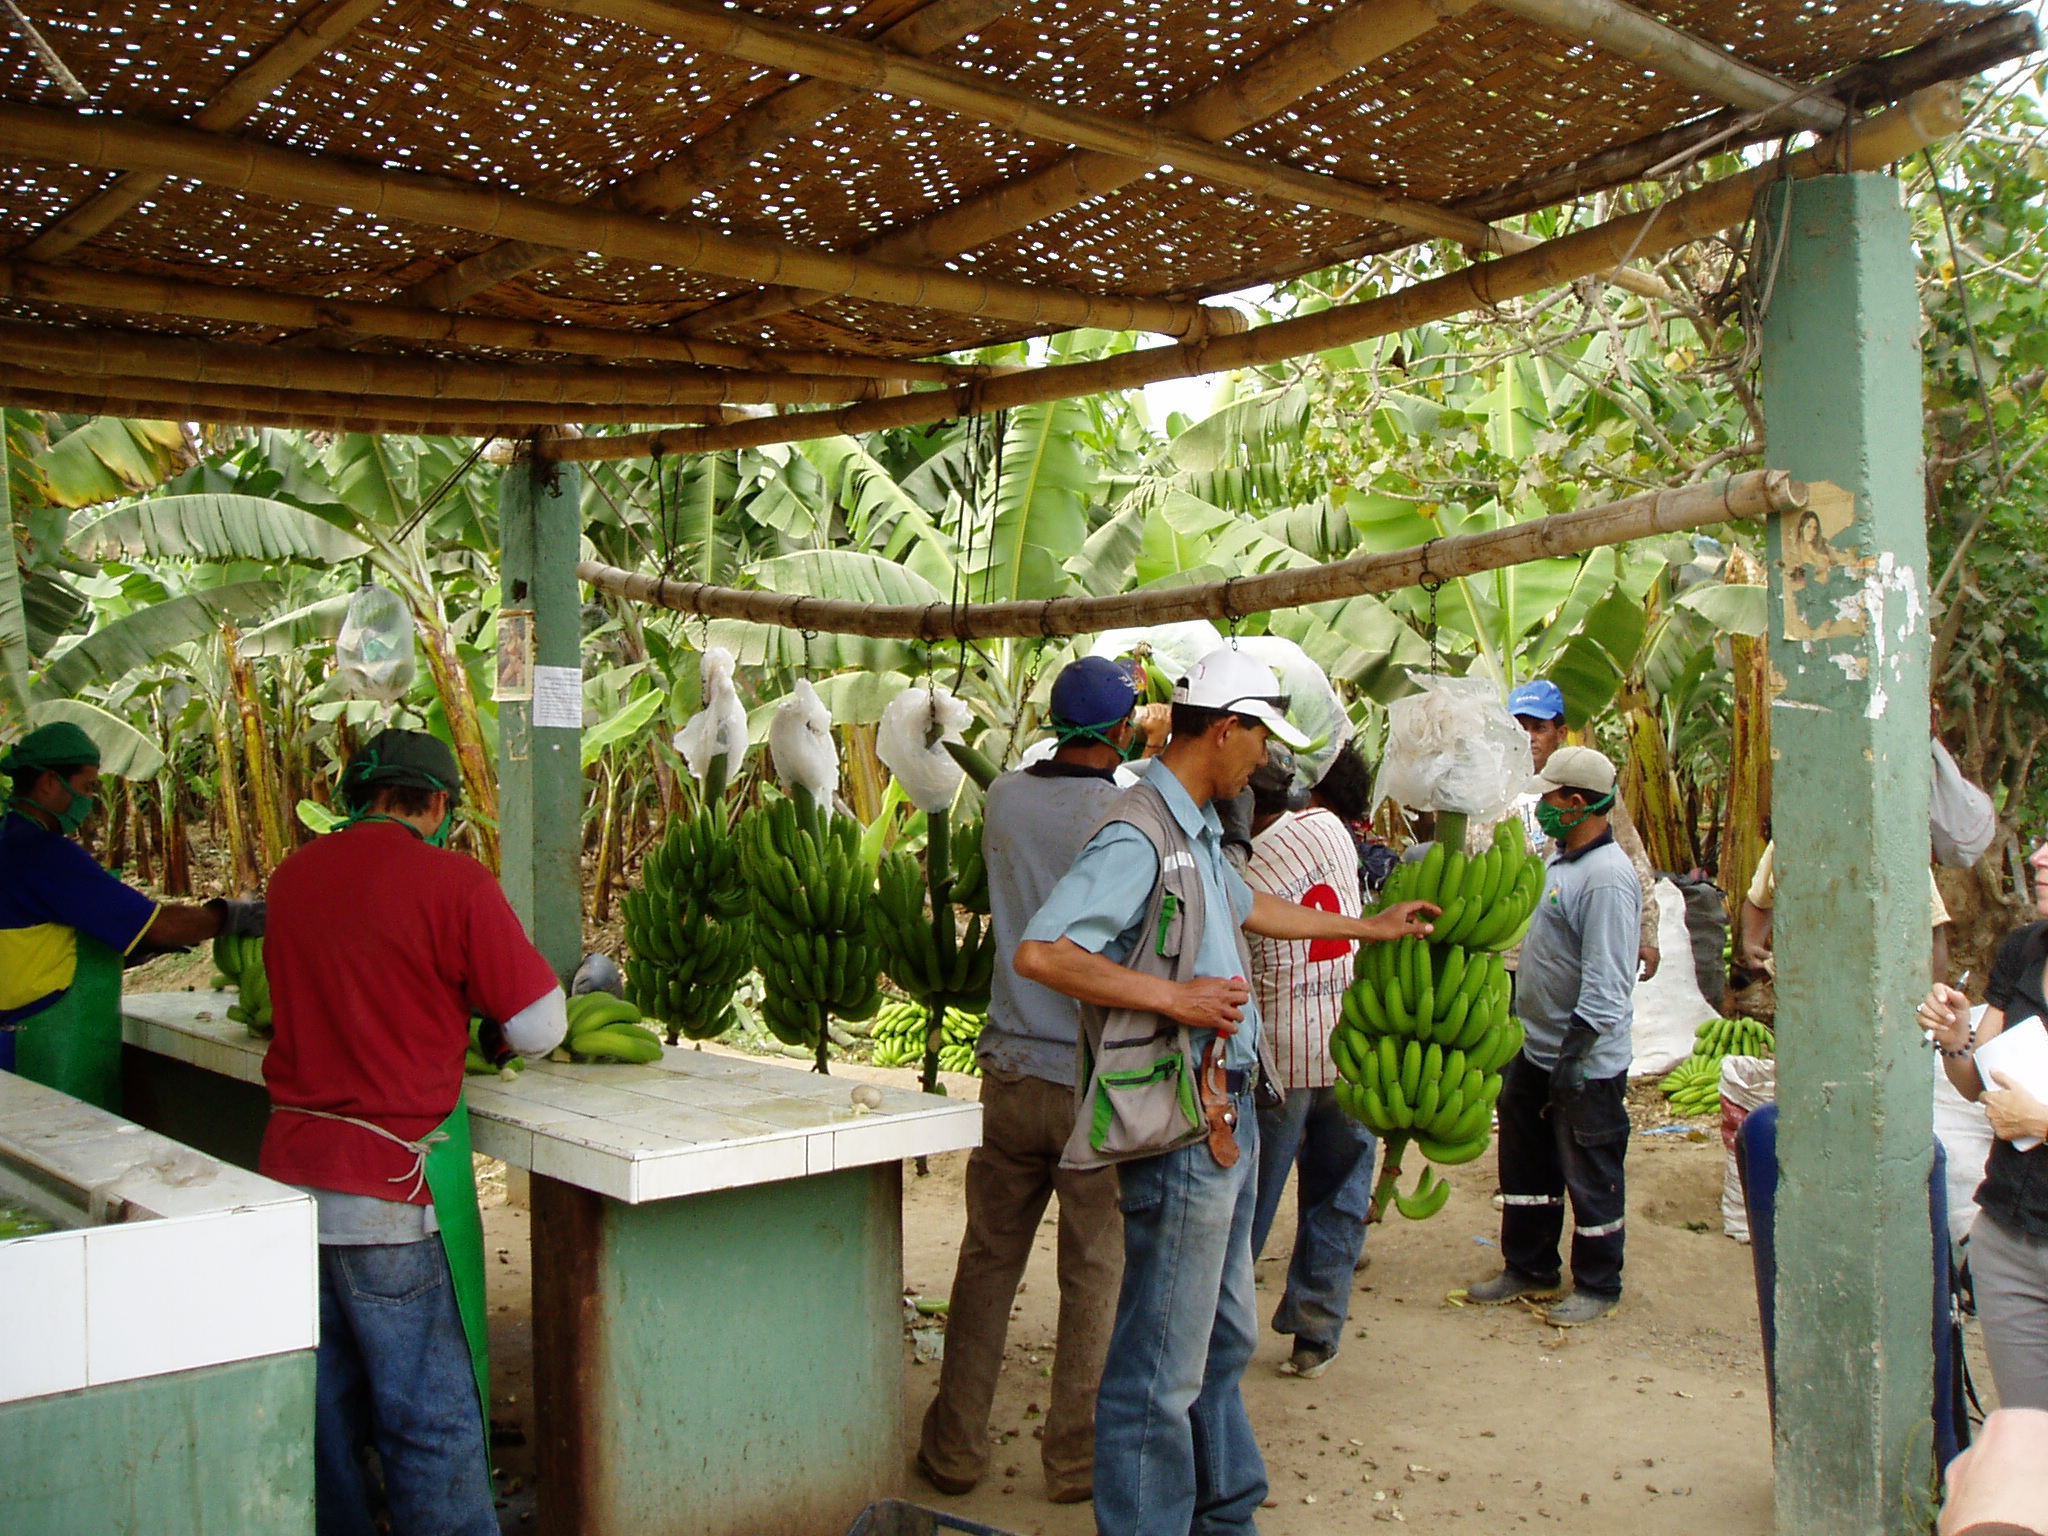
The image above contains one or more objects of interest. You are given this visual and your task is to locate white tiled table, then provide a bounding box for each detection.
[119,992,980,1536]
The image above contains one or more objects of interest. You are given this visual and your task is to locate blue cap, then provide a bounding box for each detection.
[1050,656,1137,729]
[1506,678,1566,721]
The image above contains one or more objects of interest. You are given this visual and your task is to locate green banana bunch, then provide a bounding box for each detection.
[1659,1051,1723,1116]
[1328,818,1548,1220]
[560,991,666,1064]
[950,817,991,915]
[1373,816,1545,953]
[739,793,884,1069]
[1690,1015,1774,1063]
[874,850,997,1012]
[870,996,985,1073]
[465,1017,528,1079]
[213,931,274,1039]
[624,802,754,1043]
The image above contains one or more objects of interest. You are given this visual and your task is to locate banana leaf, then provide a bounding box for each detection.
[71,494,370,565]
[235,592,355,657]
[33,580,285,697]
[32,418,186,510]
[0,446,29,731]
[28,699,165,780]
[964,400,1089,605]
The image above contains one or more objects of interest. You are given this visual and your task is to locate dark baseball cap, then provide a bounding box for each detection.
[1050,656,1137,730]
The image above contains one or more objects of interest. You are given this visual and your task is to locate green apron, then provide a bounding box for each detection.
[424,1092,492,1441]
[15,931,125,1111]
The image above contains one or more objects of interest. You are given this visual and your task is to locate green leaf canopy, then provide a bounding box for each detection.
[32,580,285,698]
[71,495,372,565]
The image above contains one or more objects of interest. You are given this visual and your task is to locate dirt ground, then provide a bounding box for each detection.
[477,1063,1779,1536]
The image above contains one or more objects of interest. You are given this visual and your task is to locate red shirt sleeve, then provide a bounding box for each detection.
[454,872,561,1024]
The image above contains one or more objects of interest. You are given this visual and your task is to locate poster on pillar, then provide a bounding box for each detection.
[1779,483,1873,642]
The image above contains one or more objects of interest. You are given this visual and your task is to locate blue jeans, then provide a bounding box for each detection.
[315,1239,497,1536]
[1249,1086,1377,1351]
[1094,1090,1266,1536]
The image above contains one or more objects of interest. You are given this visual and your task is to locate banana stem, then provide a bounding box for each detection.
[921,1002,944,1098]
[1368,1134,1410,1224]
[922,809,954,1097]
[704,750,729,807]
[813,1004,830,1075]
[1436,811,1469,857]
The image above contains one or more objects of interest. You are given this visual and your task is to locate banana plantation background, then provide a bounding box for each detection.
[4,79,2046,941]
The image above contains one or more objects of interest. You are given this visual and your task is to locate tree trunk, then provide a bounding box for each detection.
[591,762,622,924]
[209,703,258,895]
[408,591,501,871]
[1619,690,1692,874]
[223,623,292,875]
[1721,545,1771,906]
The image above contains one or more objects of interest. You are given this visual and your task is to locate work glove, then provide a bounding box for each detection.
[207,897,266,938]
[1551,1019,1601,1099]
[475,1015,514,1069]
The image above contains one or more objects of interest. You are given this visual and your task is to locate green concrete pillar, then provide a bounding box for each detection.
[1760,173,1935,1532]
[498,456,585,979]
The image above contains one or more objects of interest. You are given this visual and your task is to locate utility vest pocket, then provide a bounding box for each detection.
[1086,1028,1203,1159]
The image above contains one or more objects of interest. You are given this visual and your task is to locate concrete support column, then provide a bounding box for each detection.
[498,456,585,980]
[1760,173,1935,1531]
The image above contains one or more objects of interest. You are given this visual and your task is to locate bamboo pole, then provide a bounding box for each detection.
[0,382,514,438]
[0,260,998,383]
[1488,0,1848,131]
[674,0,1657,340]
[0,102,1235,339]
[540,0,1524,250]
[7,369,739,428]
[403,0,1030,308]
[0,318,916,408]
[578,470,1805,639]
[552,85,1959,462]
[21,0,388,260]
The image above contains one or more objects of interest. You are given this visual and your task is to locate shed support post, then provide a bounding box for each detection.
[499,455,585,980]
[1760,173,1935,1532]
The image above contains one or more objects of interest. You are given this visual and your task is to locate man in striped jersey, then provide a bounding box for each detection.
[1244,743,1377,1380]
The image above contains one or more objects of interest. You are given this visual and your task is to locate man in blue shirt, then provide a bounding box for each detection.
[1016,648,1436,1536]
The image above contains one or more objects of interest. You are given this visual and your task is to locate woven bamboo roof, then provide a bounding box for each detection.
[0,0,2035,451]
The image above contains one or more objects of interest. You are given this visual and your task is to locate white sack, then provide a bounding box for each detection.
[1376,672,1532,824]
[768,679,839,810]
[1629,877,1721,1077]
[876,686,972,813]
[674,647,750,783]
[1719,1055,1777,1242]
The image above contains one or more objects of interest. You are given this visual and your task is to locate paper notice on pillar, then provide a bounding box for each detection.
[532,665,583,731]
[1972,1016,2048,1152]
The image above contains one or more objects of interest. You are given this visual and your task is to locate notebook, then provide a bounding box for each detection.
[1972,1015,2048,1153]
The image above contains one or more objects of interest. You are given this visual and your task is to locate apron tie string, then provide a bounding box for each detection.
[274,1106,449,1200]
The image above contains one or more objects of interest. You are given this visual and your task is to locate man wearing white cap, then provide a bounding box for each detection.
[1017,647,1437,1536]
[1467,744,1641,1328]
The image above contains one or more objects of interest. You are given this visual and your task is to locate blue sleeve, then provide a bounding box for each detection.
[1570,872,1642,1033]
[1223,859,1254,925]
[32,837,159,955]
[1022,823,1159,962]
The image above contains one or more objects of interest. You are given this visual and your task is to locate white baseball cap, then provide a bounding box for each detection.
[1175,648,1312,750]
[1528,744,1618,796]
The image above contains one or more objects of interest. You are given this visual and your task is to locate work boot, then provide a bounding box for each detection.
[1277,1339,1339,1379]
[1545,1291,1619,1327]
[915,1453,977,1497]
[1464,1269,1561,1305]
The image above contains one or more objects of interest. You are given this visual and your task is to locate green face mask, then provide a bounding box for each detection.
[1535,791,1614,841]
[53,785,96,836]
[1054,722,1141,762]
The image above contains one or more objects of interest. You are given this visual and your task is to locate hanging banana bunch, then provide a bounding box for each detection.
[213,932,272,1039]
[625,648,755,1042]
[1330,813,1542,1220]
[871,997,985,1074]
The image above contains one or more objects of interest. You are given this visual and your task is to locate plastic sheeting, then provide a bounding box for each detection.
[1233,635,1349,791]
[674,647,749,783]
[1376,673,1532,826]
[876,686,972,812]
[768,679,839,810]
[1630,878,1722,1077]
[334,584,416,703]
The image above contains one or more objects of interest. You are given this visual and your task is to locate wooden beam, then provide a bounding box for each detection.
[673,0,1662,341]
[538,0,1516,247]
[0,103,1236,339]
[1488,0,1849,131]
[17,0,390,260]
[8,368,738,427]
[579,470,1805,637]
[545,84,1962,461]
[403,0,1027,309]
[0,319,910,407]
[0,261,985,382]
[0,382,512,438]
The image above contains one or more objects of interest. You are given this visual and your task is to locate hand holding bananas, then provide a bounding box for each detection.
[214,930,274,1038]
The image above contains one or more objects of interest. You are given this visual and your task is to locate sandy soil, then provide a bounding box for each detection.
[477,1062,1778,1535]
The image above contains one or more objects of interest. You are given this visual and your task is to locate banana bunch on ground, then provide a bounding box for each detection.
[875,851,996,1012]
[624,804,753,1042]
[1691,1015,1774,1063]
[1659,1052,1722,1116]
[212,932,273,1039]
[950,817,990,915]
[464,1018,528,1079]
[740,795,884,1068]
[1330,813,1531,1221]
[1373,816,1544,951]
[559,991,665,1064]
[870,997,985,1074]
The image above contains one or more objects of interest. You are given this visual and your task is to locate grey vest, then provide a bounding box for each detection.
[1059,781,1263,1170]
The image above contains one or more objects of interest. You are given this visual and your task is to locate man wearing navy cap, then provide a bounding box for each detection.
[918,655,1144,1504]
[1505,679,1660,982]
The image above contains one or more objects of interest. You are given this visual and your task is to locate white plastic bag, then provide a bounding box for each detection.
[1930,738,1996,869]
[768,679,839,811]
[1089,621,1224,689]
[674,647,750,784]
[1375,673,1533,825]
[876,686,972,813]
[1628,878,1721,1076]
[1234,635,1349,790]
[334,585,416,703]
[1718,1056,1777,1242]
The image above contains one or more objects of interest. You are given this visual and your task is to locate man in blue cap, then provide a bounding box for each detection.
[1,721,263,1084]
[919,655,1145,1504]
[1505,679,1660,982]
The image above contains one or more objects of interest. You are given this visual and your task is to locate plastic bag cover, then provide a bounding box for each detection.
[1376,672,1532,820]
[335,584,417,703]
[876,686,971,813]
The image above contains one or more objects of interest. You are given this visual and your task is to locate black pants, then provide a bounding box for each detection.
[1496,1052,1629,1298]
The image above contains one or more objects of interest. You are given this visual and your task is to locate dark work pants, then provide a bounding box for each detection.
[1495,1052,1629,1299]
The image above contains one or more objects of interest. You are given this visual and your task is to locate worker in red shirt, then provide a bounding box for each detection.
[260,730,566,1536]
